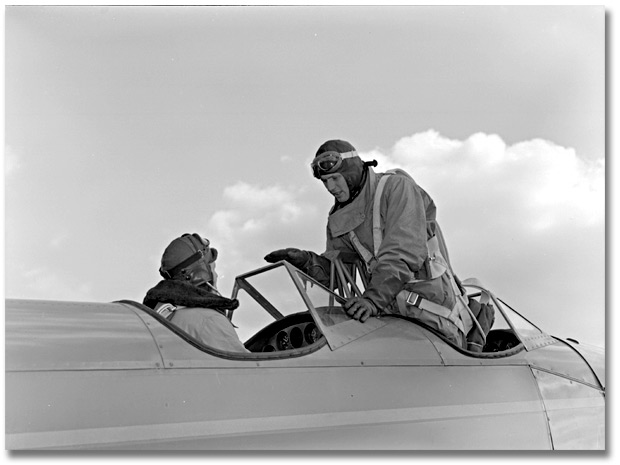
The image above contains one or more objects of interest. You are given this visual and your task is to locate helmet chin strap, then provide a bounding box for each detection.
[203,281,221,296]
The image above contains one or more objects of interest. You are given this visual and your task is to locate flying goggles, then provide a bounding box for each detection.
[159,233,218,279]
[311,150,359,178]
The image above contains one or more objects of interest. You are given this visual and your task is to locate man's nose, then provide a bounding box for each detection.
[325,178,336,190]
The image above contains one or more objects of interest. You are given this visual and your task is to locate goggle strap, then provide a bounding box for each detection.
[160,250,204,279]
[340,150,358,159]
[160,234,213,279]
[315,150,358,160]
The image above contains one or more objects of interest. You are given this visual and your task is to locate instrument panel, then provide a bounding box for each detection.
[243,312,324,353]
[262,321,323,352]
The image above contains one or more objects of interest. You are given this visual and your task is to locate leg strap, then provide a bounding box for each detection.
[405,291,466,335]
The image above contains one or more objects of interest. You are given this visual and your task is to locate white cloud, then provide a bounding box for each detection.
[207,181,327,294]
[217,181,313,233]
[366,131,604,234]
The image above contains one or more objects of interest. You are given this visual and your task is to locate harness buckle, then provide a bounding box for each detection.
[155,303,177,321]
[406,291,423,307]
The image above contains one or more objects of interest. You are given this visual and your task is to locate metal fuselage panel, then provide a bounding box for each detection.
[559,341,606,388]
[531,368,605,450]
[5,364,550,450]
[5,299,163,371]
[523,342,603,389]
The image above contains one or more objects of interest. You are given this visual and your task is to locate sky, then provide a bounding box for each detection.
[3,4,609,349]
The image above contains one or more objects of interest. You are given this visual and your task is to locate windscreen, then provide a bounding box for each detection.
[231,263,384,349]
[231,264,343,342]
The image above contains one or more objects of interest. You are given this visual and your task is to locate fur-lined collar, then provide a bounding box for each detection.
[143,280,239,313]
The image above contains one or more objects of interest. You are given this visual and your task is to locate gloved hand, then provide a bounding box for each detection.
[264,248,311,270]
[344,297,378,323]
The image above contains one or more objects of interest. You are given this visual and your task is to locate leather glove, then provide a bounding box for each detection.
[264,248,311,270]
[344,297,378,323]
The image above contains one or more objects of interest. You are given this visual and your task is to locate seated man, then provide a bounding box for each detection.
[143,233,249,353]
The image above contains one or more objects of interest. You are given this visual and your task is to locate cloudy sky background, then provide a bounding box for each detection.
[4,5,608,347]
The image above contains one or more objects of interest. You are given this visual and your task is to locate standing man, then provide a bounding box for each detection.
[265,139,480,349]
[144,233,249,353]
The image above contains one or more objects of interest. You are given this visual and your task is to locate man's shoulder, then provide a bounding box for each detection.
[379,169,418,190]
[380,168,414,180]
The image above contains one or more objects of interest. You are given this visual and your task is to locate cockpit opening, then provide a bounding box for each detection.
[128,258,549,359]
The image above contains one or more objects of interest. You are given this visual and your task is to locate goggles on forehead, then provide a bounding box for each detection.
[159,233,218,279]
[311,150,358,178]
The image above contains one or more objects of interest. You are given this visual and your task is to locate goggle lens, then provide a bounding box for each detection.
[318,159,339,171]
[311,154,342,178]
[310,150,358,178]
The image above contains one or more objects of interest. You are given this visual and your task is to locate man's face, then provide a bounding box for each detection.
[320,173,350,203]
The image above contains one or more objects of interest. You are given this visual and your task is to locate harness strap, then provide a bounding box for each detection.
[372,173,390,255]
[449,277,476,338]
[405,291,465,332]
[408,291,467,335]
[348,230,375,273]
[154,302,177,321]
[445,272,485,343]
[347,172,392,271]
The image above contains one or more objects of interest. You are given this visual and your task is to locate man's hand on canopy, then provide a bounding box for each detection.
[344,297,378,323]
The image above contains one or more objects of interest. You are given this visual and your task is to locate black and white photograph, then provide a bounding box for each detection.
[3,2,611,453]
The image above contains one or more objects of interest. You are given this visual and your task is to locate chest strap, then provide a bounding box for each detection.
[347,172,392,272]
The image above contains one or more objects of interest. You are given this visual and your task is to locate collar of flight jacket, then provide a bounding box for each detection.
[143,280,239,314]
[327,168,380,238]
